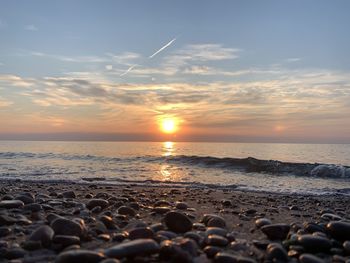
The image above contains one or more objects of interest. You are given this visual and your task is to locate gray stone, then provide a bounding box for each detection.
[164,211,192,233]
[0,200,24,209]
[299,253,325,263]
[55,249,105,263]
[29,225,54,247]
[117,206,136,216]
[86,199,109,210]
[266,243,288,262]
[53,235,80,247]
[326,221,350,241]
[105,239,160,259]
[128,227,154,240]
[62,191,76,199]
[297,234,331,252]
[202,214,226,228]
[261,223,290,240]
[255,218,272,228]
[51,218,85,238]
[205,234,229,247]
[205,227,228,237]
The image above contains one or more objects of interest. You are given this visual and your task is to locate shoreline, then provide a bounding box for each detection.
[0,180,350,262]
[1,178,349,197]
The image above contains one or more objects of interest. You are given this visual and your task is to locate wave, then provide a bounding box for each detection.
[164,155,350,178]
[1,151,350,179]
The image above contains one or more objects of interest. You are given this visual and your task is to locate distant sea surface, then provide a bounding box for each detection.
[1,141,350,195]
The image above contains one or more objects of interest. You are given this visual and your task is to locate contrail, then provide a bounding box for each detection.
[120,65,136,76]
[149,38,176,58]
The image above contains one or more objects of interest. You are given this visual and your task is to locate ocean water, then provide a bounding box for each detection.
[0,141,350,195]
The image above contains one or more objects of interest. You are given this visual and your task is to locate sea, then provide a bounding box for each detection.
[0,141,350,195]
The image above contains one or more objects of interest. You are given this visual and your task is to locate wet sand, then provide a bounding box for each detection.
[0,180,349,262]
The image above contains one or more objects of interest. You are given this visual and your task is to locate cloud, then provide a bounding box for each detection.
[24,24,38,31]
[109,52,141,65]
[105,65,113,70]
[30,51,108,63]
[0,97,13,107]
[0,74,33,87]
[286,58,301,63]
[149,38,177,58]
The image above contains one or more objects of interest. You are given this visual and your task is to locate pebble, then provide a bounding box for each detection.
[202,214,226,228]
[299,253,325,263]
[62,191,76,199]
[0,200,24,209]
[51,218,85,238]
[159,240,192,263]
[0,214,17,225]
[326,221,350,241]
[55,249,105,263]
[104,239,160,259]
[117,206,136,216]
[205,227,228,237]
[255,218,272,228]
[205,234,229,246]
[28,225,54,248]
[164,211,192,233]
[203,245,222,258]
[266,243,288,262]
[344,240,350,254]
[175,202,188,210]
[297,234,331,252]
[214,252,239,263]
[128,227,154,240]
[86,199,109,210]
[0,226,11,237]
[15,194,35,204]
[260,223,290,240]
[53,235,80,247]
[24,203,42,212]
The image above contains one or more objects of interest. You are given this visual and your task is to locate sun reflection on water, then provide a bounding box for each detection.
[162,141,175,156]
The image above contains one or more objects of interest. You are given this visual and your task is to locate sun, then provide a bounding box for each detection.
[161,119,177,134]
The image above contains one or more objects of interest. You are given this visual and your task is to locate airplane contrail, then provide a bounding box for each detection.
[120,65,136,76]
[149,38,176,58]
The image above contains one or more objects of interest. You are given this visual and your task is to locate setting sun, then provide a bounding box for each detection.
[161,119,177,134]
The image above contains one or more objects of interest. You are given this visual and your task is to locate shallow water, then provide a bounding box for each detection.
[0,141,350,195]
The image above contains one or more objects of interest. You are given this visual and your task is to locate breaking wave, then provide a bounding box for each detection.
[1,151,350,179]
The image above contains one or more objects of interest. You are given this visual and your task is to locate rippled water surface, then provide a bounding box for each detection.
[1,141,350,195]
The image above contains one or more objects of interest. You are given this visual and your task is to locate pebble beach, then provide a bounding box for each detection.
[0,180,349,263]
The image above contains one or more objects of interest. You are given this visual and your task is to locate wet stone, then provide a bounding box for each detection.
[0,226,11,237]
[326,221,350,241]
[159,240,193,263]
[0,214,17,225]
[261,223,290,240]
[214,252,240,263]
[15,194,35,204]
[204,245,223,258]
[128,227,154,240]
[4,247,26,260]
[105,238,160,259]
[86,199,109,210]
[164,211,192,233]
[23,203,42,212]
[62,191,76,199]
[299,253,325,263]
[28,225,54,248]
[153,206,171,214]
[202,214,226,228]
[266,243,288,262]
[297,234,331,252]
[255,218,272,228]
[175,202,188,210]
[206,234,229,247]
[117,206,136,217]
[343,241,350,254]
[0,200,24,209]
[53,235,80,247]
[51,218,85,238]
[206,227,228,237]
[99,215,116,229]
[55,249,105,263]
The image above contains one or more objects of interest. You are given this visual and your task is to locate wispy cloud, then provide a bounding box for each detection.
[24,24,38,31]
[0,97,13,107]
[286,57,301,63]
[149,38,177,58]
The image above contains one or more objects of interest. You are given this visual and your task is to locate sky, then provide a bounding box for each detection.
[0,0,350,143]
